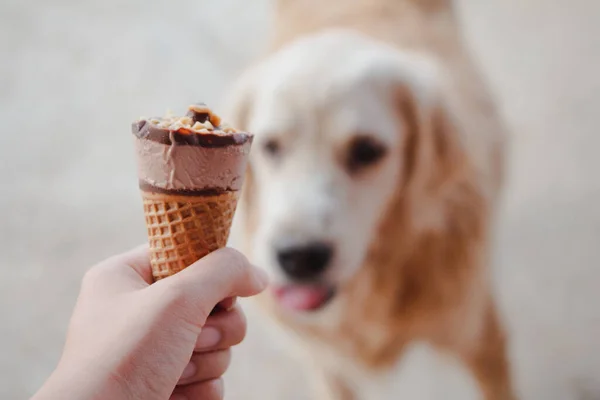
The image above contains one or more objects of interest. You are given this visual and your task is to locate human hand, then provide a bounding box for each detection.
[33,245,268,400]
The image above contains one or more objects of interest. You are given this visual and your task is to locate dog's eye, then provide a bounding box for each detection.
[263,138,281,157]
[346,136,387,173]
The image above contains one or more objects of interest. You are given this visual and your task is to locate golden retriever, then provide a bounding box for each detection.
[226,0,515,398]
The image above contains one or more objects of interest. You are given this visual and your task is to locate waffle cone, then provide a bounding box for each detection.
[141,190,240,281]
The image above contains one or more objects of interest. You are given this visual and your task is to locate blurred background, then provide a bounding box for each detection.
[1,0,599,399]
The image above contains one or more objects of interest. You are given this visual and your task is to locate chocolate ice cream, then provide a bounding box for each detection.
[132,104,253,196]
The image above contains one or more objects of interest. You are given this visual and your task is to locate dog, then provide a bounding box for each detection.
[225,0,515,398]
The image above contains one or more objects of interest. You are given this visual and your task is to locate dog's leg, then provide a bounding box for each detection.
[461,301,517,400]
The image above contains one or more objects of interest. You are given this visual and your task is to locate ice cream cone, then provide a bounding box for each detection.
[132,103,253,281]
[141,190,241,280]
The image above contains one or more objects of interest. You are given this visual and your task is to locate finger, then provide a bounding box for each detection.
[170,378,224,400]
[115,243,153,284]
[83,244,153,293]
[151,248,268,323]
[177,350,231,386]
[195,305,247,351]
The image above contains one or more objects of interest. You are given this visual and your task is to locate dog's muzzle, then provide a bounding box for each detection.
[276,241,334,281]
[271,241,337,312]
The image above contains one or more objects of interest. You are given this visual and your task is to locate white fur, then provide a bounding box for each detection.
[360,342,481,399]
[310,338,482,399]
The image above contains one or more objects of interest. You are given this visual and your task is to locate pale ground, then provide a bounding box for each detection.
[1,0,599,399]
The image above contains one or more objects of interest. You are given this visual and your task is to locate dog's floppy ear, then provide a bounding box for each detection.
[397,88,461,193]
[383,54,461,194]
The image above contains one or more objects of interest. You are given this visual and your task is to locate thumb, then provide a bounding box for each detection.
[150,248,268,323]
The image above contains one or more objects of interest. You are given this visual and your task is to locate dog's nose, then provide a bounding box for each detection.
[277,242,333,281]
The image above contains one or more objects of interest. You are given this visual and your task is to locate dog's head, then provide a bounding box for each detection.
[226,29,446,315]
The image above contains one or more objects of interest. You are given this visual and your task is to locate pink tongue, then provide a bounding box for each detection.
[274,286,330,311]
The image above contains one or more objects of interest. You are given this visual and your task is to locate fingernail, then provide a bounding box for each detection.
[225,297,237,311]
[180,361,196,379]
[253,266,269,289]
[218,297,236,311]
[195,326,221,349]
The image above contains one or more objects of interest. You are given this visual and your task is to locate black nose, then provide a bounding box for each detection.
[277,242,333,281]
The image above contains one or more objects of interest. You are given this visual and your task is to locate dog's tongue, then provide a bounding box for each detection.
[273,285,331,311]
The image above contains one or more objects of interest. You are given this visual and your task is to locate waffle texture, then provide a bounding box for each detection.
[141,190,240,281]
